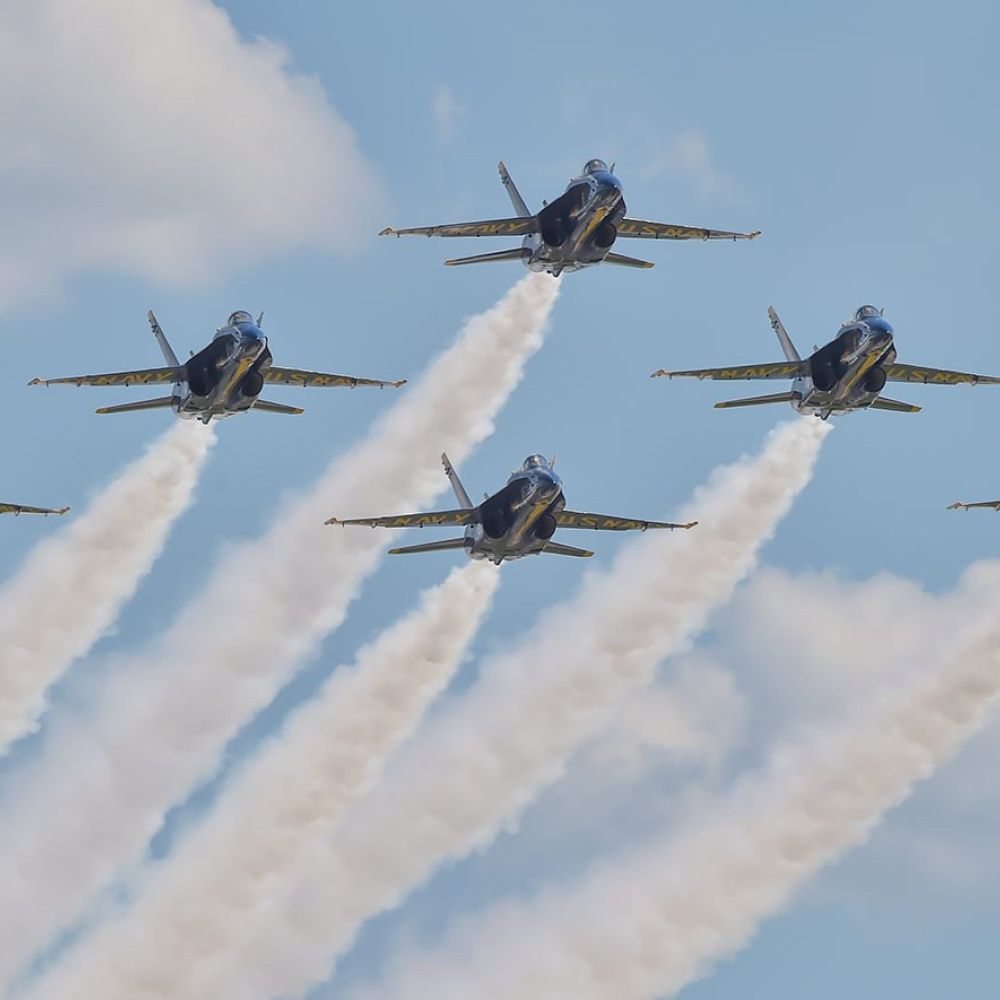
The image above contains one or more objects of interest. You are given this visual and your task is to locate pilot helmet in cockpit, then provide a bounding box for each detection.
[523,454,547,470]
[583,159,609,175]
[854,305,880,323]
[227,310,254,327]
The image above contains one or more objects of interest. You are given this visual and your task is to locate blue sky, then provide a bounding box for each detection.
[3,2,1000,997]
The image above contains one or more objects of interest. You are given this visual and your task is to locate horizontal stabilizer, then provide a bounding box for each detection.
[388,537,468,556]
[95,396,176,415]
[542,541,594,558]
[252,399,305,415]
[445,248,532,267]
[714,391,800,409]
[603,251,655,269]
[869,396,921,414]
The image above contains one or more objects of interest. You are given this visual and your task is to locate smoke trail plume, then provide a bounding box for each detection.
[0,421,214,752]
[0,275,558,989]
[27,561,499,1000]
[351,561,1000,1000]
[201,418,830,999]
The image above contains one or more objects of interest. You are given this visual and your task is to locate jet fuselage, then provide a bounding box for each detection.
[793,316,896,418]
[522,163,626,275]
[465,458,566,563]
[175,315,272,423]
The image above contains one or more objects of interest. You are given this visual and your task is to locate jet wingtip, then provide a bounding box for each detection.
[27,377,44,386]
[746,230,762,240]
[378,227,397,237]
[683,521,698,529]
[946,502,965,510]
[650,369,670,379]
[324,516,342,526]
[55,507,70,516]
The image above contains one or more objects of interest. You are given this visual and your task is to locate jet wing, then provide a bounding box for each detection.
[617,219,760,241]
[380,218,537,238]
[556,511,697,531]
[885,364,1000,386]
[325,510,477,528]
[0,502,69,516]
[947,500,1000,511]
[263,367,406,389]
[651,362,807,381]
[29,367,183,387]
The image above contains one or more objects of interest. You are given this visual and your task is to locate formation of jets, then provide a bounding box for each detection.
[327,453,695,564]
[11,158,996,537]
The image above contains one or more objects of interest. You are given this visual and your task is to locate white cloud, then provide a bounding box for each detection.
[638,130,738,202]
[0,0,380,310]
[431,84,465,138]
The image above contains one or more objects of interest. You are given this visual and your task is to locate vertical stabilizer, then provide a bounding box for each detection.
[768,306,801,362]
[498,161,532,218]
[147,311,181,368]
[441,453,474,508]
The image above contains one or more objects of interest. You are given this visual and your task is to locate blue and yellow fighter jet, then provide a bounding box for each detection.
[380,160,759,276]
[653,305,1000,419]
[326,453,696,564]
[30,311,406,424]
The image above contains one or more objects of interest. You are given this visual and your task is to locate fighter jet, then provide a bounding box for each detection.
[0,501,69,517]
[30,311,406,423]
[652,305,1000,419]
[380,160,760,276]
[326,452,696,563]
[947,499,1000,512]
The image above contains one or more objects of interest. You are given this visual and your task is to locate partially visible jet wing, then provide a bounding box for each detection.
[29,367,183,387]
[380,218,538,238]
[0,502,69,516]
[325,510,477,528]
[885,364,1000,386]
[617,219,761,241]
[556,511,697,531]
[947,500,1000,511]
[263,367,406,389]
[651,362,807,381]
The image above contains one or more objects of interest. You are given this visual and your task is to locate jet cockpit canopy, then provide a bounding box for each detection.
[227,310,254,327]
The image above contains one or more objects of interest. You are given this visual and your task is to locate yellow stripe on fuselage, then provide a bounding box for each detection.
[569,204,611,253]
[507,500,551,548]
[837,347,886,399]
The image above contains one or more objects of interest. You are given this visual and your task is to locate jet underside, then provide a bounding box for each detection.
[175,331,271,422]
[523,177,627,275]
[465,473,565,564]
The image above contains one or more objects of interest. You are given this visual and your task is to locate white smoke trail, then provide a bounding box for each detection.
[0,421,214,752]
[0,275,558,990]
[27,561,499,1000]
[350,562,1000,1000]
[201,418,831,1000]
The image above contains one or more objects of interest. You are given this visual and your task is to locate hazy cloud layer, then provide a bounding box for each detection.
[0,0,379,310]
